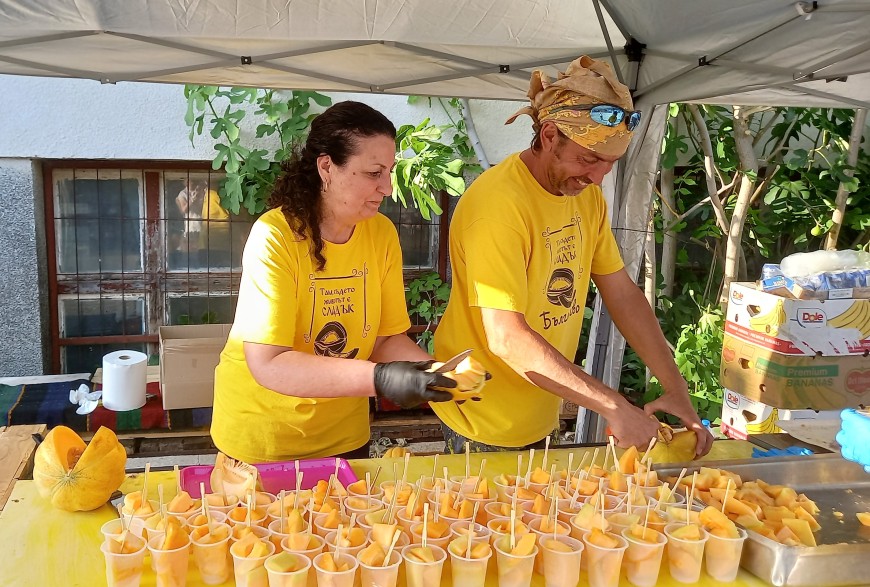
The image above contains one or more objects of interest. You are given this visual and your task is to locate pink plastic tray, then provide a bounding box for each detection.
[180,458,359,498]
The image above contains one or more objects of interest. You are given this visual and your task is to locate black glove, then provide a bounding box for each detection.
[373,361,456,409]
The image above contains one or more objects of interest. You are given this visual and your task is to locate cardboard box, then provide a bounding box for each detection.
[758,274,870,300]
[726,282,870,356]
[159,324,231,410]
[720,333,870,410]
[720,388,839,440]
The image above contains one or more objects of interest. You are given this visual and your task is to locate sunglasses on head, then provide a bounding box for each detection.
[549,104,642,131]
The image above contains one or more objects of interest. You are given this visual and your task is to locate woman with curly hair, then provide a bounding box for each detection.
[211,101,454,462]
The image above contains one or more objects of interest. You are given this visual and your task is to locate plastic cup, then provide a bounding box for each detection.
[540,535,584,587]
[101,538,147,587]
[265,552,311,587]
[147,533,191,587]
[528,517,571,573]
[190,522,233,585]
[621,527,667,587]
[312,513,350,538]
[556,500,584,526]
[493,535,538,587]
[269,519,297,552]
[243,491,278,514]
[282,533,326,564]
[231,523,271,545]
[449,541,492,587]
[467,496,496,524]
[228,507,270,528]
[409,521,451,549]
[101,517,146,541]
[348,483,385,502]
[186,510,228,531]
[323,530,367,559]
[664,523,709,584]
[396,507,423,533]
[203,493,240,515]
[450,520,491,544]
[231,536,276,587]
[401,543,446,587]
[606,512,643,536]
[312,551,358,587]
[380,481,413,506]
[356,549,401,587]
[366,528,410,550]
[144,514,188,544]
[487,518,530,546]
[581,531,628,587]
[704,527,747,583]
[492,475,519,502]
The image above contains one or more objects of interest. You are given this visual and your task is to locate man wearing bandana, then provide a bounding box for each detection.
[433,56,714,456]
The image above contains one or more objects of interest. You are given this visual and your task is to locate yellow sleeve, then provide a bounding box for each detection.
[377,219,412,337]
[233,218,298,347]
[203,190,230,220]
[590,195,625,276]
[463,219,530,312]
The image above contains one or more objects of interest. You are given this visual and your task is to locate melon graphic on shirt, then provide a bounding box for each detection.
[313,321,359,359]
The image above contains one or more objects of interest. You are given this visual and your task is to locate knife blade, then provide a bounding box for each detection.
[433,349,474,373]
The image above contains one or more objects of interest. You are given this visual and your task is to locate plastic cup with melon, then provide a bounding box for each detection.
[450,520,492,545]
[493,533,538,587]
[166,489,202,516]
[540,535,584,587]
[101,533,148,587]
[527,517,571,574]
[581,528,628,587]
[281,532,325,563]
[230,531,276,587]
[605,511,642,536]
[427,491,475,524]
[620,524,667,587]
[447,536,492,587]
[230,523,271,546]
[485,501,525,524]
[396,494,425,532]
[344,495,384,519]
[356,542,402,587]
[521,493,554,526]
[569,501,611,540]
[700,506,748,582]
[266,492,312,519]
[380,480,414,506]
[313,509,350,537]
[146,519,191,587]
[402,543,447,587]
[346,478,385,501]
[325,526,368,558]
[201,492,240,514]
[492,473,522,502]
[101,517,146,541]
[143,512,188,542]
[313,551,358,587]
[486,517,530,546]
[227,503,268,527]
[663,522,709,584]
[121,492,158,520]
[410,517,452,549]
[368,522,410,552]
[186,509,228,531]
[264,551,311,587]
[190,522,232,585]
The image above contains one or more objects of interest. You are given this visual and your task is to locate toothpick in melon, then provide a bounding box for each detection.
[516,453,523,488]
[278,489,286,535]
[525,448,535,486]
[510,506,517,551]
[542,436,551,472]
[642,436,657,466]
[158,484,165,520]
[371,465,382,490]
[293,471,303,511]
[686,472,697,525]
[142,463,151,507]
[722,478,732,514]
[565,452,574,491]
[335,524,344,557]
[465,441,471,479]
[472,459,487,496]
[431,454,438,485]
[383,529,402,567]
[201,482,214,536]
[422,503,430,549]
[116,503,129,552]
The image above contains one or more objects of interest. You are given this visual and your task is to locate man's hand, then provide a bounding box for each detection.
[607,401,662,450]
[643,388,714,457]
[373,361,456,409]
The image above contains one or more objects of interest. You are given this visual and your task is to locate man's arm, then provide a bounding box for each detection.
[592,268,713,457]
[480,307,660,449]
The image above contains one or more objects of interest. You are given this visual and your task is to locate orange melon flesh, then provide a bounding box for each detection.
[510,533,537,556]
[232,533,270,558]
[586,528,619,549]
[160,519,188,550]
[857,512,870,527]
[543,538,574,553]
[405,546,436,563]
[285,532,316,551]
[358,542,386,567]
[516,487,539,500]
[106,532,145,554]
[167,491,195,513]
[669,523,702,541]
[448,537,491,559]
[627,524,660,543]
[191,524,230,544]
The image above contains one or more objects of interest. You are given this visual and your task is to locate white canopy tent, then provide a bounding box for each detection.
[3,0,869,439]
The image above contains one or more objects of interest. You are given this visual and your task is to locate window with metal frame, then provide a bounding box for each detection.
[44,161,446,373]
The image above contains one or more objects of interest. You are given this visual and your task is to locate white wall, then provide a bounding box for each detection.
[0,74,530,162]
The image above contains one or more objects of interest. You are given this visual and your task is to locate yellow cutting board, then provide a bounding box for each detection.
[0,442,769,586]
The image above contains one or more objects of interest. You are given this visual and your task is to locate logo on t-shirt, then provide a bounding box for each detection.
[539,217,584,330]
[546,268,576,308]
[313,321,360,359]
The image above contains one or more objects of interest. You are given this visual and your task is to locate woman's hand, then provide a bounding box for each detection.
[373,361,456,409]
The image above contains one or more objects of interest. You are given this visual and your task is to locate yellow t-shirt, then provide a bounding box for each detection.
[432,153,625,447]
[211,209,411,462]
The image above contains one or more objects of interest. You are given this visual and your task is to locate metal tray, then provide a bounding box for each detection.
[656,453,870,587]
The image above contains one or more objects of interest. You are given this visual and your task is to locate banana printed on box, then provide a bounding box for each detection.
[726,283,870,356]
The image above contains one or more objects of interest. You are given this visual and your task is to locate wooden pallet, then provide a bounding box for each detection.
[0,424,47,511]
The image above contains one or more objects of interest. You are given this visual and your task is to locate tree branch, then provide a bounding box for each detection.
[688,104,730,234]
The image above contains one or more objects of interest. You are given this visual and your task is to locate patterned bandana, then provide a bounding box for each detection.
[506,55,636,157]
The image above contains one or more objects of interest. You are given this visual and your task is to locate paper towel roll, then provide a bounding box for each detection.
[102,350,147,411]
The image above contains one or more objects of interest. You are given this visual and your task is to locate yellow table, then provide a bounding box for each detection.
[0,442,770,586]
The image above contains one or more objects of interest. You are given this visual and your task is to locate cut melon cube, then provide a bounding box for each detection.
[781,518,816,547]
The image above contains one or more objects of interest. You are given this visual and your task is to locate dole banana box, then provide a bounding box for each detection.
[726,282,870,356]
[720,333,870,410]
[720,388,839,441]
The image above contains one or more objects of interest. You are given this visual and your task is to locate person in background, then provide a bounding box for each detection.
[837,408,870,472]
[175,178,203,255]
[432,56,714,456]
[211,101,454,463]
